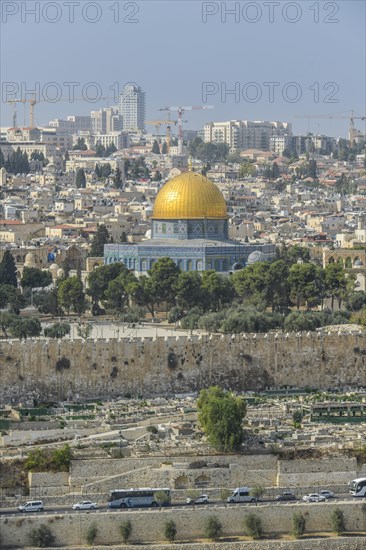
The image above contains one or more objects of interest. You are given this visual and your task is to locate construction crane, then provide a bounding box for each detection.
[295,111,366,142]
[146,118,178,153]
[7,96,116,129]
[159,105,213,154]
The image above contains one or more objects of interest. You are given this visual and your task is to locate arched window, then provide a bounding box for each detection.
[214,258,221,271]
[196,260,203,271]
[187,259,193,271]
[328,256,334,264]
[345,257,352,268]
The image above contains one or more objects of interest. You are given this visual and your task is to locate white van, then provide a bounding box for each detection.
[227,487,255,503]
[18,500,44,512]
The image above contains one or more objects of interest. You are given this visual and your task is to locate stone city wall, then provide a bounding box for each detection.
[1,501,365,548]
[0,332,365,403]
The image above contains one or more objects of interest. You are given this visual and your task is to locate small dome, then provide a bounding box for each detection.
[152,172,228,220]
[49,263,59,273]
[24,252,36,267]
[247,250,266,265]
[57,268,65,278]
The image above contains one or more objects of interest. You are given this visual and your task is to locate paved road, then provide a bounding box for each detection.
[0,497,360,517]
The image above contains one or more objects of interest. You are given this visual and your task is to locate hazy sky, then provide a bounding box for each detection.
[1,0,365,137]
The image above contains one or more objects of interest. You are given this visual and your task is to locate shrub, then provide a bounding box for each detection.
[292,512,306,539]
[244,513,263,540]
[205,515,223,540]
[220,488,231,502]
[164,519,177,543]
[154,490,171,509]
[250,486,264,501]
[147,425,158,434]
[86,522,98,546]
[331,508,346,535]
[29,524,55,547]
[120,520,132,544]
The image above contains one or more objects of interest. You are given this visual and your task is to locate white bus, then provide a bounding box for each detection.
[108,488,171,508]
[349,477,366,497]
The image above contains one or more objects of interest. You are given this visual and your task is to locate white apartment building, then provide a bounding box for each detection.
[49,115,92,134]
[93,132,130,151]
[204,120,292,151]
[270,135,294,155]
[118,84,145,132]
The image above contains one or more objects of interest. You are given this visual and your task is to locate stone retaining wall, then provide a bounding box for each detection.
[1,332,365,402]
[1,501,365,548]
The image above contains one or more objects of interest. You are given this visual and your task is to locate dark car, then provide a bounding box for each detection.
[275,491,296,501]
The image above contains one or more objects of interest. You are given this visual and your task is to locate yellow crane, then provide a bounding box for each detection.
[146,118,178,153]
[295,111,366,142]
[7,96,116,129]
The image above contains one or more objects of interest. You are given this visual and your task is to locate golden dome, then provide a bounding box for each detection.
[152,172,228,220]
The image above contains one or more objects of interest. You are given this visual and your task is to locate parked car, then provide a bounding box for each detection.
[18,500,44,513]
[302,493,326,503]
[186,494,209,505]
[275,491,296,501]
[319,490,335,499]
[72,501,97,510]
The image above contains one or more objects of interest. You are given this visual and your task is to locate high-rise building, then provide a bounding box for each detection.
[118,84,145,132]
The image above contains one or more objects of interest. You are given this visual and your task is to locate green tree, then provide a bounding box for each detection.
[239,162,255,178]
[44,322,70,339]
[89,224,111,257]
[232,262,270,307]
[244,513,263,540]
[161,142,168,154]
[164,519,177,543]
[331,508,346,536]
[324,262,349,310]
[148,257,180,311]
[52,444,72,471]
[120,520,132,544]
[29,524,55,548]
[0,311,17,338]
[33,288,62,316]
[58,276,86,315]
[95,141,106,157]
[152,140,160,154]
[87,262,129,315]
[288,263,324,310]
[114,167,123,188]
[75,168,86,188]
[205,516,223,541]
[86,523,98,546]
[175,271,205,311]
[0,250,17,287]
[25,448,48,471]
[9,318,42,339]
[292,512,306,539]
[73,137,87,150]
[0,284,24,311]
[201,270,235,311]
[197,386,246,451]
[21,267,52,289]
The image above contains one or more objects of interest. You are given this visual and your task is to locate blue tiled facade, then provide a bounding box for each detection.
[104,241,276,274]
